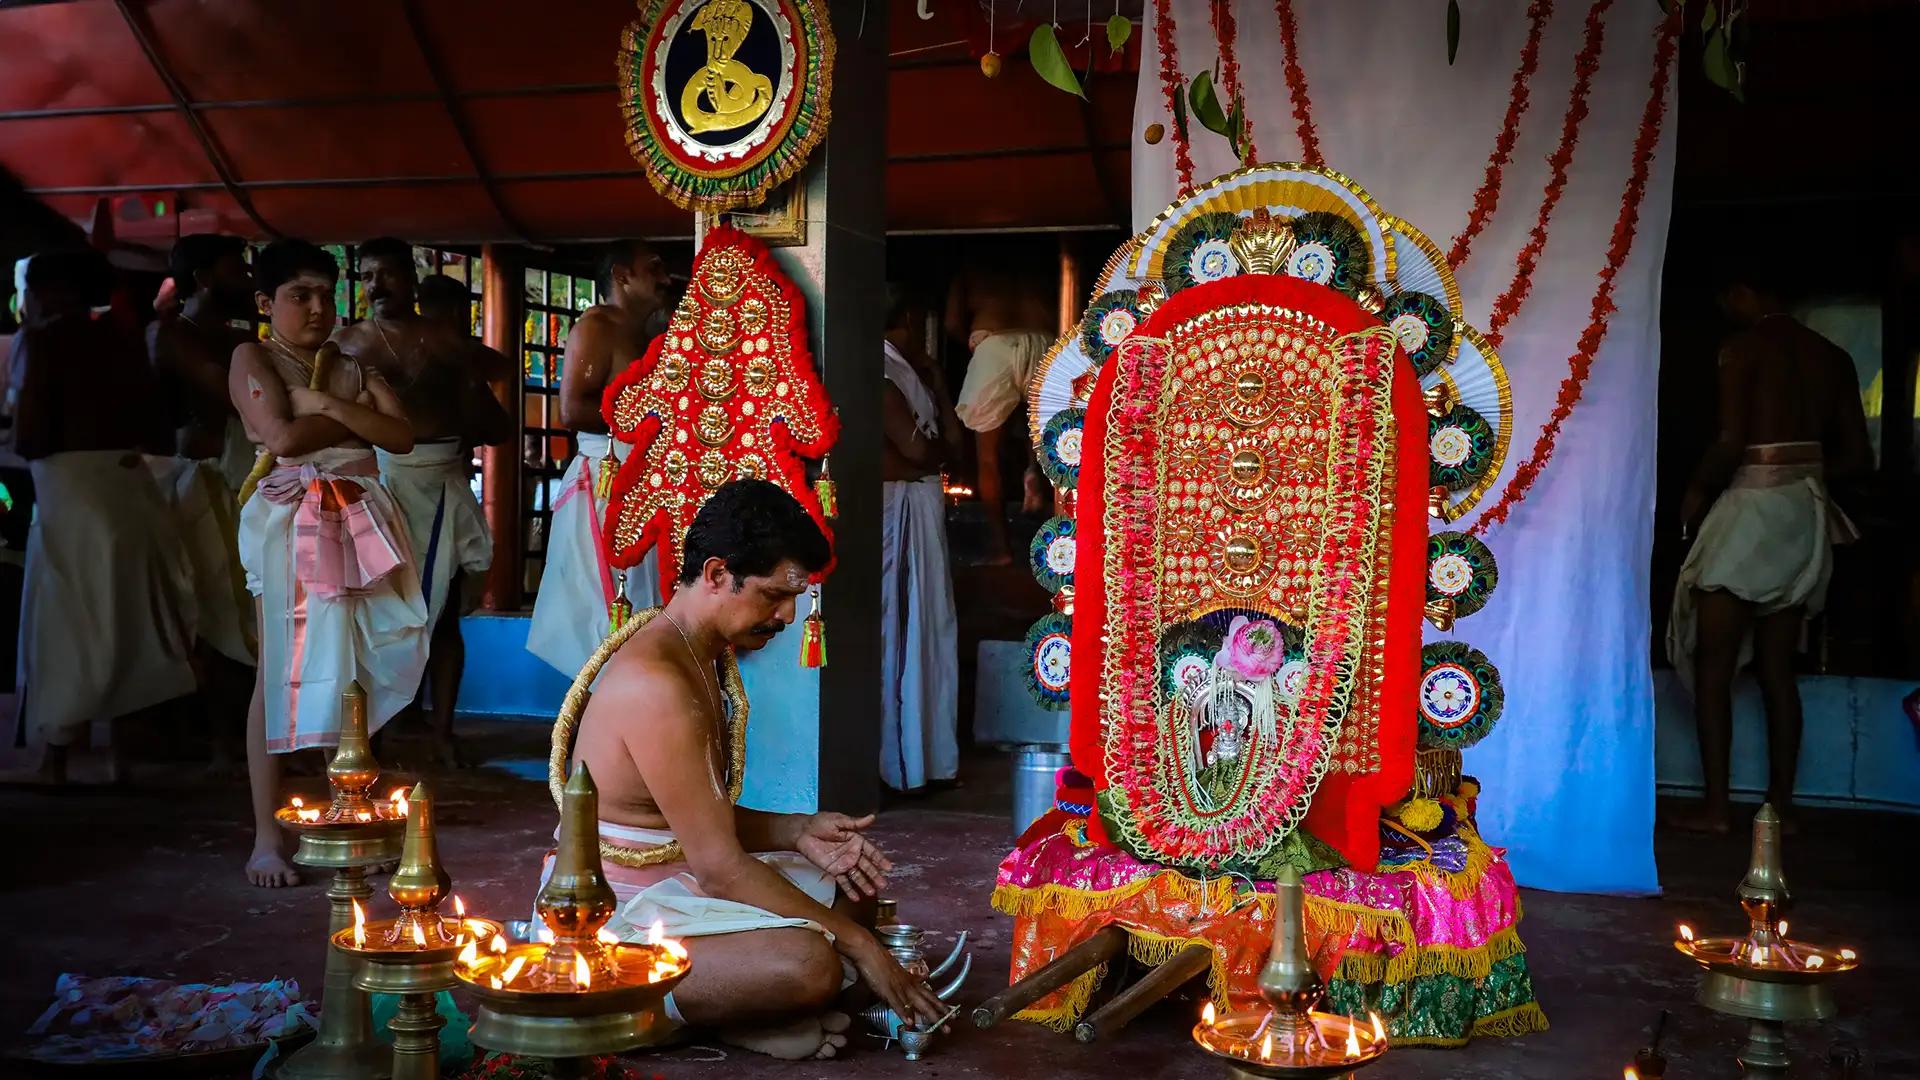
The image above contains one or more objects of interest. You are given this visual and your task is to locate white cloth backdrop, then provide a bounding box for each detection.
[1135,1,1674,895]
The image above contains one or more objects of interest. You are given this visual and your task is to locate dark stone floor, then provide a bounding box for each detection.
[2,720,1913,1079]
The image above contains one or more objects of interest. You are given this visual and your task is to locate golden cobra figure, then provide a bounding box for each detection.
[679,0,774,134]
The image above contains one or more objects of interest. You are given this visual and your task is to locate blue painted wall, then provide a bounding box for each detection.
[457,613,819,814]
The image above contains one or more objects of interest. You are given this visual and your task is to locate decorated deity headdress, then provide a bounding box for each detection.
[602,224,837,598]
[1024,164,1514,874]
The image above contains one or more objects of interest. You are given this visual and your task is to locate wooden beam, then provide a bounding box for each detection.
[480,243,524,610]
[399,0,536,244]
[971,925,1127,1030]
[1072,943,1212,1044]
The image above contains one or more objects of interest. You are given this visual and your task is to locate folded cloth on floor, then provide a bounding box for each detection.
[23,973,313,1062]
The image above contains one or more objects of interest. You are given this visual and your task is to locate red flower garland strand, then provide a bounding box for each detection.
[1469,7,1681,536]
[1482,0,1615,350]
[1153,0,1197,192]
[1208,0,1256,163]
[1273,0,1321,166]
[1446,0,1554,271]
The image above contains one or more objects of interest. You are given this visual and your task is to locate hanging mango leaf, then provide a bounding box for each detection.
[1106,13,1131,54]
[1227,95,1247,164]
[1171,80,1189,144]
[1702,26,1744,101]
[1029,24,1086,99]
[1447,0,1461,65]
[1700,0,1718,31]
[1188,71,1232,141]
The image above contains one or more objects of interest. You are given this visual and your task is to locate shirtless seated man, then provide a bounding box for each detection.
[565,478,946,1059]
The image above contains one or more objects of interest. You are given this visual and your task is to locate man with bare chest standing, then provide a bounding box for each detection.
[335,238,511,766]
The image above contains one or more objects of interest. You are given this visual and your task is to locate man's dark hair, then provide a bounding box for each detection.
[596,239,652,301]
[678,478,831,587]
[24,248,111,305]
[253,239,337,296]
[167,234,245,292]
[416,273,470,313]
[357,236,414,272]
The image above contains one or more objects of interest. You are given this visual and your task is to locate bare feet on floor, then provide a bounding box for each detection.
[246,845,301,888]
[720,1010,851,1060]
[431,737,471,770]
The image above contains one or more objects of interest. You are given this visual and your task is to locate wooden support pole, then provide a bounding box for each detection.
[1072,942,1213,1044]
[479,242,522,610]
[971,925,1127,1030]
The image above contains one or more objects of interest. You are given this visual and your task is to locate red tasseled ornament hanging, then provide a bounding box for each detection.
[814,458,838,520]
[798,584,826,668]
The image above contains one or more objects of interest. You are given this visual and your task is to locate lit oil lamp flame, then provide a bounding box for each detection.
[453,895,466,918]
[290,797,304,809]
[1777,920,1789,938]
[390,789,409,816]
[356,810,372,823]
[596,927,621,946]
[1259,1032,1272,1062]
[1201,1001,1216,1027]
[1345,1020,1361,1059]
[664,938,689,963]
[501,955,527,986]
[1370,1011,1385,1042]
[574,951,592,989]
[458,939,478,967]
[489,976,502,990]
[1678,923,1695,943]
[489,934,508,955]
[297,808,321,823]
[1840,948,1857,961]
[411,921,427,948]
[352,900,367,949]
[537,924,555,944]
[647,920,665,946]
[1626,1068,1640,1080]
[1806,954,1825,969]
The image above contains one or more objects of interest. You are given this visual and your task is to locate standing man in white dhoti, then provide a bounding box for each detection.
[527,241,669,678]
[232,240,427,887]
[879,288,963,792]
[338,239,512,767]
[4,250,196,785]
[149,235,261,772]
[945,254,1054,565]
[1670,269,1871,833]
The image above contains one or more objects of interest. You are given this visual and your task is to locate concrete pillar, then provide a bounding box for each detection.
[480,242,523,611]
[729,0,889,816]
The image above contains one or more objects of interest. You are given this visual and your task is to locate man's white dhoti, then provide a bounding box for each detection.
[535,821,840,943]
[526,433,660,678]
[1668,441,1858,690]
[378,440,491,630]
[147,455,254,666]
[238,447,429,752]
[955,330,1049,432]
[880,344,959,790]
[17,450,198,745]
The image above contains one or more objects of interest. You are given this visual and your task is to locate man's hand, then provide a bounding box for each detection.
[849,935,950,1031]
[287,387,332,418]
[794,812,892,899]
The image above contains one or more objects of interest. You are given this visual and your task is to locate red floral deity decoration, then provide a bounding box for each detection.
[601,225,838,595]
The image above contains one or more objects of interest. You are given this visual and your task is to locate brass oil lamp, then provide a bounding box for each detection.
[456,762,689,1070]
[274,682,410,1080]
[1673,804,1860,1079]
[331,782,503,1080]
[1192,866,1388,1078]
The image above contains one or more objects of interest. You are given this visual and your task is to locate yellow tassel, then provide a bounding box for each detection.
[595,456,616,500]
[798,585,826,668]
[815,474,837,520]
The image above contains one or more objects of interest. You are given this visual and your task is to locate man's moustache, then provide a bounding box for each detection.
[752,622,786,636]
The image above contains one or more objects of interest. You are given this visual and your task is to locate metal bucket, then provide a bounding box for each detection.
[1010,745,1071,839]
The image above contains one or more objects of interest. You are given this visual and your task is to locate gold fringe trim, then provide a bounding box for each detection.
[1390,1001,1552,1048]
[991,875,1408,946]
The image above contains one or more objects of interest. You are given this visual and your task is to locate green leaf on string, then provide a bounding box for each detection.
[1227,95,1247,163]
[1106,13,1131,54]
[1703,26,1743,101]
[1447,0,1461,65]
[1029,24,1086,99]
[1171,80,1189,144]
[1700,0,1718,31]
[1188,70,1231,140]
